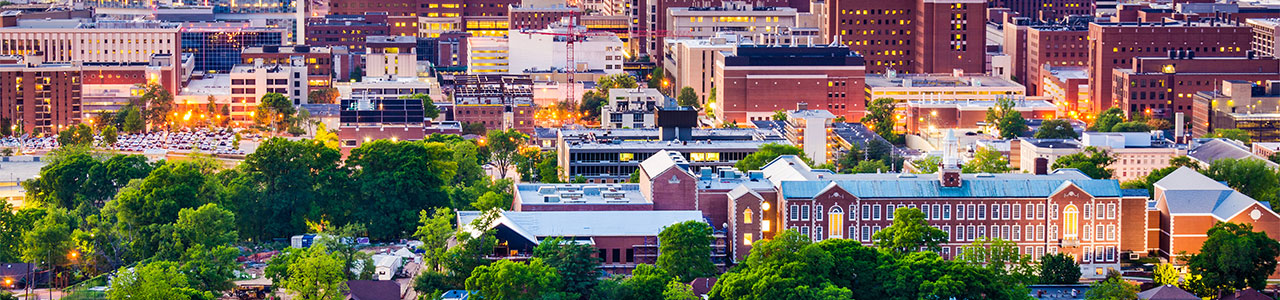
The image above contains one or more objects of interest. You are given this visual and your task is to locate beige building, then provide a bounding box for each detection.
[229,58,309,125]
[662,34,741,105]
[1015,138,1082,171]
[602,88,667,129]
[467,36,510,74]
[1248,18,1280,57]
[666,1,800,41]
[1081,132,1185,182]
[365,36,418,79]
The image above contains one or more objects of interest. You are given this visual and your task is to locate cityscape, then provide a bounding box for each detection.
[3,0,1280,299]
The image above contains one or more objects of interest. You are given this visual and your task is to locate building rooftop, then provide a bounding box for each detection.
[515,183,648,205]
[1188,138,1280,168]
[866,73,1024,88]
[906,99,1054,110]
[558,128,784,141]
[1022,138,1083,150]
[1155,167,1271,220]
[181,75,232,96]
[1046,66,1088,80]
[243,45,332,55]
[458,210,706,240]
[567,139,776,150]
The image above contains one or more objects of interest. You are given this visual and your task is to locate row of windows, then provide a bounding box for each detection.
[776,225,1118,263]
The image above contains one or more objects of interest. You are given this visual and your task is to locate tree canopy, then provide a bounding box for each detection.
[1184,222,1280,297]
[657,220,716,281]
[872,207,947,256]
[862,98,902,144]
[986,98,1028,139]
[1052,146,1115,179]
[1034,119,1078,139]
[962,147,1011,174]
[734,143,809,171]
[1199,158,1280,208]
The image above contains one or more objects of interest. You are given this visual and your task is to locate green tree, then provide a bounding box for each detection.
[113,161,221,257]
[316,223,374,280]
[664,280,698,300]
[648,67,663,89]
[308,87,341,104]
[466,259,564,300]
[225,138,346,241]
[0,204,29,262]
[1039,253,1081,284]
[57,124,94,147]
[1090,107,1125,132]
[279,243,349,300]
[449,140,486,185]
[441,211,499,286]
[1084,271,1138,300]
[657,221,716,281]
[348,140,457,240]
[1153,263,1179,286]
[1052,146,1115,179]
[862,98,901,144]
[101,125,118,146]
[21,208,74,269]
[848,160,889,174]
[884,251,1012,300]
[1034,119,1078,139]
[677,87,698,107]
[487,129,529,180]
[537,152,562,183]
[122,106,145,133]
[106,261,214,300]
[734,143,809,171]
[986,98,1028,139]
[624,264,675,299]
[137,82,174,128]
[1184,222,1280,297]
[1206,128,1252,144]
[1200,158,1280,207]
[473,191,510,211]
[256,93,296,132]
[414,208,455,271]
[403,94,441,119]
[178,244,241,293]
[23,152,102,209]
[534,237,601,297]
[872,207,947,256]
[957,237,1037,289]
[910,156,942,174]
[772,110,787,121]
[414,270,453,297]
[962,147,1011,173]
[1110,121,1151,132]
[708,230,852,300]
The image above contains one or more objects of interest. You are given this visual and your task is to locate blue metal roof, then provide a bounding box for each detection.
[781,178,1125,199]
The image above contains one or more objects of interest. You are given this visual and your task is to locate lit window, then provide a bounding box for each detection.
[744,233,753,245]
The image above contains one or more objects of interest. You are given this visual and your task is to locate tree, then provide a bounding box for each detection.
[597,73,640,93]
[0,204,30,262]
[1153,263,1179,286]
[225,138,346,241]
[956,238,1037,288]
[709,230,851,300]
[1035,119,1078,139]
[449,140,486,185]
[473,191,510,211]
[101,125,118,146]
[350,66,363,82]
[171,203,237,253]
[1090,107,1125,132]
[536,152,562,183]
[986,97,1028,139]
[316,223,374,280]
[772,110,787,121]
[648,67,663,89]
[137,82,174,128]
[1206,128,1251,144]
[1084,271,1138,300]
[734,143,808,171]
[534,237,601,297]
[872,207,947,256]
[848,160,889,174]
[314,123,340,149]
[1052,146,1115,179]
[1110,121,1151,132]
[308,87,341,104]
[113,161,221,256]
[57,124,94,147]
[658,220,716,281]
[664,281,698,300]
[962,147,1011,173]
[348,140,457,240]
[1200,158,1280,207]
[579,91,607,122]
[178,244,241,293]
[403,94,441,119]
[21,208,74,269]
[862,98,901,144]
[279,243,348,300]
[1039,253,1081,284]
[677,87,698,107]
[486,129,528,180]
[256,93,296,132]
[910,156,942,174]
[1184,222,1280,296]
[107,261,213,300]
[122,106,145,133]
[1147,118,1172,130]
[414,208,455,271]
[465,259,564,300]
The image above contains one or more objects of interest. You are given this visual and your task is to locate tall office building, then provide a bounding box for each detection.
[826,0,987,74]
[181,24,286,73]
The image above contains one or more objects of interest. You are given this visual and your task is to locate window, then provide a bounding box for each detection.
[1083,203,1092,219]
[941,247,950,257]
[1026,204,1034,220]
[942,225,951,241]
[1107,203,1116,219]
[1063,204,1079,238]
[932,204,941,220]
[1037,204,1046,219]
[977,204,987,220]
[967,204,976,219]
[956,204,966,220]
[873,205,882,220]
[626,249,634,262]
[1002,225,1011,240]
[886,204,895,220]
[829,207,844,239]
[1096,224,1104,240]
[599,249,607,261]
[1036,247,1045,259]
[977,225,986,239]
[744,233,753,245]
[790,205,799,221]
[1049,225,1058,240]
[861,204,871,220]
[1025,246,1034,257]
[1050,204,1059,220]
[922,204,931,219]
[1084,246,1092,262]
[1106,246,1115,261]
[801,226,810,238]
[849,226,856,239]
[1001,204,1011,219]
[1095,203,1104,219]
[862,226,871,242]
[967,225,976,241]
[743,208,753,224]
[815,226,824,240]
[1037,225,1046,241]
[613,249,621,263]
[943,204,952,219]
[816,205,824,221]
[1012,203,1021,219]
[1013,225,1022,241]
[801,205,810,220]
[850,205,857,221]
[1083,225,1092,241]
[1107,224,1116,240]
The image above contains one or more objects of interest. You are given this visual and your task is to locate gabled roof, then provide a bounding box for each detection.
[1154,167,1267,220]
[640,150,691,177]
[458,210,705,238]
[1221,288,1271,300]
[1137,285,1200,300]
[761,155,818,187]
[780,176,1123,199]
[727,184,764,201]
[1188,139,1280,168]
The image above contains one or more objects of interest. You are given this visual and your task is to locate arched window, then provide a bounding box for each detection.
[829,206,845,239]
[743,208,753,224]
[1063,204,1079,239]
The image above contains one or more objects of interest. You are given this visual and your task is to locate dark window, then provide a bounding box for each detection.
[598,249,607,261]
[612,249,621,263]
[626,249,634,263]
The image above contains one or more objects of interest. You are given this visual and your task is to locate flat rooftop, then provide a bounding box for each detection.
[515,183,648,205]
[181,74,232,96]
[458,210,706,237]
[1046,66,1088,80]
[907,99,1057,109]
[558,128,783,141]
[567,139,775,150]
[866,74,1024,88]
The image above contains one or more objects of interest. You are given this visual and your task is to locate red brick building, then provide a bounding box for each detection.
[1111,54,1280,119]
[1087,20,1252,115]
[450,74,535,133]
[1027,25,1088,95]
[827,0,986,74]
[712,44,867,124]
[305,13,418,53]
[903,100,1057,134]
[509,6,580,30]
[986,0,1092,21]
[1152,167,1280,276]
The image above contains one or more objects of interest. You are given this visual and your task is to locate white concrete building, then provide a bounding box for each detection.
[365,36,418,79]
[507,24,625,74]
[602,88,668,129]
[467,36,510,74]
[666,2,799,41]
[785,108,836,164]
[228,58,309,125]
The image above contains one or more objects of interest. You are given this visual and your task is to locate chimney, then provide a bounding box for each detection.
[1034,157,1049,175]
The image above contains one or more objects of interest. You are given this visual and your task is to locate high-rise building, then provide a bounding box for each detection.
[713,44,866,124]
[0,19,183,92]
[450,74,534,133]
[1087,20,1251,115]
[1112,54,1280,119]
[826,0,986,74]
[986,0,1092,21]
[241,45,334,92]
[181,23,286,73]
